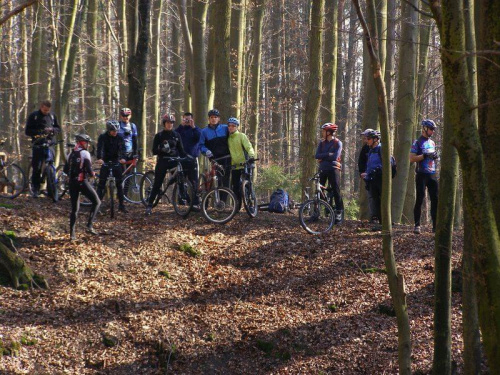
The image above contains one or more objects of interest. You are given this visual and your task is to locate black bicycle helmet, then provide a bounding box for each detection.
[365,130,380,139]
[75,134,92,143]
[106,120,120,132]
[208,108,220,117]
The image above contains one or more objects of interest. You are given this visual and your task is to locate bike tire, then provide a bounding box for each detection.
[172,178,194,217]
[241,179,258,218]
[201,187,238,224]
[140,170,155,207]
[299,199,335,235]
[55,165,68,200]
[109,182,115,219]
[46,165,59,202]
[0,163,27,199]
[123,172,145,204]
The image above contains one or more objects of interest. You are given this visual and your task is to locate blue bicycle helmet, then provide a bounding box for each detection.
[227,117,240,126]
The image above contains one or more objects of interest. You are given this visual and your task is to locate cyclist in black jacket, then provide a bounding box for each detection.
[358,128,376,222]
[96,120,128,213]
[145,114,187,215]
[25,100,61,197]
[64,134,100,240]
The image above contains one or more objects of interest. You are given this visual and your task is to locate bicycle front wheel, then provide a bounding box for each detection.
[56,165,68,200]
[201,187,238,224]
[123,172,145,204]
[299,199,335,235]
[241,179,258,218]
[46,165,59,202]
[172,178,194,217]
[0,163,26,199]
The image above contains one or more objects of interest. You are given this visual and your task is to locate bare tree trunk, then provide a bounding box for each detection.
[230,0,247,118]
[191,0,209,126]
[86,0,99,140]
[269,0,283,161]
[391,0,418,222]
[354,1,412,373]
[213,0,232,117]
[299,0,324,194]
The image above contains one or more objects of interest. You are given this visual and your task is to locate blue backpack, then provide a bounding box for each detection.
[269,189,289,213]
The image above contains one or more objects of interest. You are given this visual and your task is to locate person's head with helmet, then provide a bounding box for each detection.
[120,107,132,123]
[227,117,240,134]
[208,109,221,128]
[75,133,92,149]
[106,120,120,137]
[421,119,437,138]
[320,123,338,140]
[162,114,175,131]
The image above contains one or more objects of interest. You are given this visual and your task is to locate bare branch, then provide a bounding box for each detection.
[404,0,433,18]
[0,0,38,27]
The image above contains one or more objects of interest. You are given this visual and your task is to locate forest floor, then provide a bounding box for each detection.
[0,194,466,374]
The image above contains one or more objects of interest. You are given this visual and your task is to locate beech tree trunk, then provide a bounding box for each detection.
[213,0,232,117]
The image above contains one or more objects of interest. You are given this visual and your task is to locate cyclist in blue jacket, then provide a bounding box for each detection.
[199,109,231,189]
[117,107,138,161]
[315,123,344,223]
[361,130,382,224]
[410,119,439,234]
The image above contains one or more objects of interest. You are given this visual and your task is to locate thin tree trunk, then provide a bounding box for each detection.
[354,1,412,373]
[86,0,99,140]
[191,0,209,126]
[206,3,215,109]
[269,0,283,161]
[230,0,246,118]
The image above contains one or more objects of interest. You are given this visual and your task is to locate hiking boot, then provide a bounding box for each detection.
[414,225,421,234]
[145,205,153,216]
[118,204,128,213]
[86,226,98,235]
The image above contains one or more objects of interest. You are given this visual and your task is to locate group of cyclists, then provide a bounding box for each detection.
[25,100,439,240]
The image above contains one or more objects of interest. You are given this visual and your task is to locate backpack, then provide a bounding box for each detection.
[268,189,289,213]
[377,147,397,178]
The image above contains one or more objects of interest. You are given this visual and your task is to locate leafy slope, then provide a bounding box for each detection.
[0,196,464,374]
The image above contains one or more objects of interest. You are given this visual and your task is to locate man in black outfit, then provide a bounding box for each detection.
[64,134,100,240]
[358,128,376,222]
[96,120,128,213]
[145,114,187,216]
[25,100,61,197]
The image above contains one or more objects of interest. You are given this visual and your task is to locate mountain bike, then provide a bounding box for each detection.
[28,137,61,202]
[299,171,335,235]
[140,156,195,217]
[0,139,27,199]
[100,161,121,219]
[122,152,149,204]
[201,156,238,224]
[234,158,259,218]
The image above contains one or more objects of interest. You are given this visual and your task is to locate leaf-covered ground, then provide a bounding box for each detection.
[1,195,465,374]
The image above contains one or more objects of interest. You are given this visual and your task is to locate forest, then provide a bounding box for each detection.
[1,0,499,373]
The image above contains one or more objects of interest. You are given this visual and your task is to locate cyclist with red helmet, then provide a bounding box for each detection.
[410,119,439,234]
[315,123,344,224]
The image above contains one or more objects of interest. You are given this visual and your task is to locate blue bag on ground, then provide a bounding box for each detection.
[268,189,289,213]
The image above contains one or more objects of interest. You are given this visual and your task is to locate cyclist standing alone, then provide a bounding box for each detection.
[117,107,138,161]
[315,123,344,224]
[25,100,61,198]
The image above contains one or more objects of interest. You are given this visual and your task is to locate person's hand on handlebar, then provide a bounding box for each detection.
[119,159,126,164]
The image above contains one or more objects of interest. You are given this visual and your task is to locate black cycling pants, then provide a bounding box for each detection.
[181,158,199,205]
[31,146,53,192]
[97,163,125,205]
[148,159,177,206]
[231,169,244,202]
[414,172,438,227]
[319,169,344,211]
[367,176,382,221]
[69,180,101,234]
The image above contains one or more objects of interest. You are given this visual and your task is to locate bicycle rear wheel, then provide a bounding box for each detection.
[299,199,335,235]
[56,165,68,199]
[241,179,258,218]
[0,163,26,199]
[172,178,194,217]
[201,187,238,224]
[123,172,145,204]
[46,165,59,202]
[140,170,155,206]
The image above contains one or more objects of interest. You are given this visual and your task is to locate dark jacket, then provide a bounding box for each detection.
[199,124,230,158]
[97,132,125,162]
[25,110,60,141]
[358,144,370,175]
[176,125,201,157]
[152,130,186,158]
[315,138,342,171]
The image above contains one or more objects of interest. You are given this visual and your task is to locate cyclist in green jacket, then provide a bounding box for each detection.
[227,117,255,206]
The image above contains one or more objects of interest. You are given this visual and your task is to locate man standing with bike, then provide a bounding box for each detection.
[227,117,255,207]
[64,134,100,240]
[96,120,128,213]
[410,119,439,234]
[199,109,231,189]
[25,100,60,198]
[145,114,187,216]
[176,112,201,207]
[315,123,344,224]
